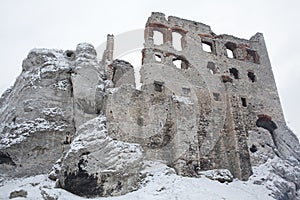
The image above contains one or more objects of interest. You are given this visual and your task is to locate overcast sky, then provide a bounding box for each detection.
[0,0,299,139]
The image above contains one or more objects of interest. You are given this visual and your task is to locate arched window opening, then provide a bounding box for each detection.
[225,42,237,58]
[226,49,234,58]
[256,115,278,147]
[256,115,277,133]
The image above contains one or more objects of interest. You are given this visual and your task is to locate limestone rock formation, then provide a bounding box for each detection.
[58,116,143,197]
[0,12,299,199]
[0,43,104,177]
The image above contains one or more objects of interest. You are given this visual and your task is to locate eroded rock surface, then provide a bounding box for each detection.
[58,116,143,197]
[0,43,104,177]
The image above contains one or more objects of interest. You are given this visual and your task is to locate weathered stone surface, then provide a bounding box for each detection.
[0,43,104,177]
[58,116,143,197]
[249,157,300,200]
[111,59,135,87]
[104,12,300,183]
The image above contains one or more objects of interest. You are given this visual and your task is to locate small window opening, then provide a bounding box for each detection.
[202,42,212,53]
[225,42,237,58]
[207,62,217,74]
[250,144,257,153]
[173,59,182,69]
[153,30,164,45]
[226,49,234,58]
[246,49,260,64]
[154,81,164,92]
[173,57,189,70]
[172,32,183,51]
[247,71,256,82]
[65,50,75,60]
[229,68,239,79]
[241,97,247,107]
[137,117,144,126]
[155,54,162,62]
[182,87,190,96]
[213,93,221,101]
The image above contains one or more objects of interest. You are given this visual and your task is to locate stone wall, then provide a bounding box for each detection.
[106,12,299,180]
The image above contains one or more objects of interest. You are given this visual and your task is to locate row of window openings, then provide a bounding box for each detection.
[153,31,259,63]
[155,54,189,70]
[213,93,247,107]
[153,31,183,51]
[154,82,248,107]
[202,42,231,56]
[203,42,259,64]
[207,62,256,82]
[153,82,191,96]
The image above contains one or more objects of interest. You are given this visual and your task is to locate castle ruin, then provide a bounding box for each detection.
[0,12,299,198]
[103,12,299,180]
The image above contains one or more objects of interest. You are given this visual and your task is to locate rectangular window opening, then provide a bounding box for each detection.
[154,81,164,92]
[213,93,221,101]
[182,87,191,96]
[241,97,247,107]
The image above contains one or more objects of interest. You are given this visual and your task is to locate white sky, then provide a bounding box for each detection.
[0,0,299,139]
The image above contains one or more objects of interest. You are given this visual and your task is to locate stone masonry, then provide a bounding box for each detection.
[105,12,300,180]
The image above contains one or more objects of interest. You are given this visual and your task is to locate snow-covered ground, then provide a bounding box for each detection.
[0,161,274,200]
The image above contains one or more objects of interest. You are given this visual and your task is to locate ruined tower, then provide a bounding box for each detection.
[105,12,300,180]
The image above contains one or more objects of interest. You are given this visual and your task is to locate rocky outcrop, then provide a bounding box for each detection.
[58,116,143,197]
[0,43,104,177]
[249,157,300,200]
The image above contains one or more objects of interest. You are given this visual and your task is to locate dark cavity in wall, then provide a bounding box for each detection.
[229,68,239,79]
[154,81,164,92]
[64,171,104,197]
[65,50,76,60]
[213,93,221,101]
[207,62,217,74]
[247,71,256,82]
[0,151,16,166]
[256,115,277,133]
[256,115,278,147]
[225,42,237,58]
[250,144,257,153]
[246,49,260,64]
[241,97,247,107]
